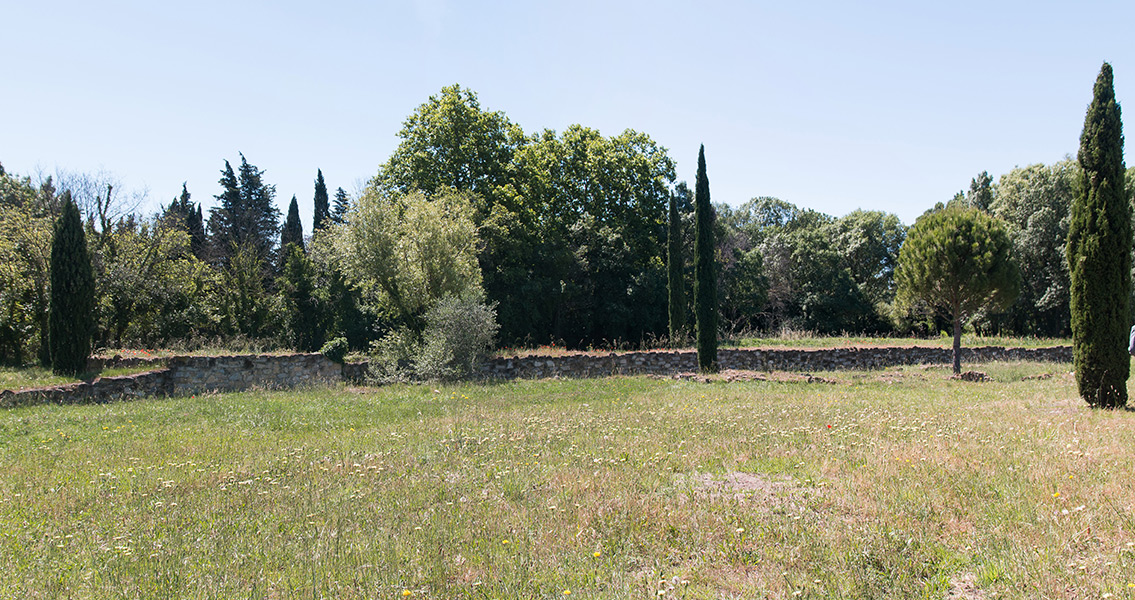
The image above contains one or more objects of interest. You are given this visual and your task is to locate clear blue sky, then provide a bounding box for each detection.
[3,0,1133,228]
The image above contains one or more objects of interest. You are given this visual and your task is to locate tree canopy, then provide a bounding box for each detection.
[896,206,1019,373]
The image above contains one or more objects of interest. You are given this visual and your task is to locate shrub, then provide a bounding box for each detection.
[320,337,348,364]
[414,294,499,381]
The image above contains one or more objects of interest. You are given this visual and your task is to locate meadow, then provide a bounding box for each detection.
[1,360,1133,598]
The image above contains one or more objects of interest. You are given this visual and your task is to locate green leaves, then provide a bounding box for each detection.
[895,205,1019,372]
[336,190,481,331]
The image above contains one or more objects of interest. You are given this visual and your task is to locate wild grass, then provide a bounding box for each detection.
[494,335,1071,357]
[1,361,1133,598]
[0,364,164,392]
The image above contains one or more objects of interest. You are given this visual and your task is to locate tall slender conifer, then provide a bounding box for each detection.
[48,191,94,375]
[1068,62,1130,408]
[693,145,718,372]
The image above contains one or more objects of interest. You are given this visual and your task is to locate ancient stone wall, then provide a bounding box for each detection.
[476,346,1073,379]
[165,354,341,395]
[0,346,1072,408]
[0,353,341,408]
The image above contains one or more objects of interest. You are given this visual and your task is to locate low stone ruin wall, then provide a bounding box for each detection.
[0,345,1072,408]
[477,345,1073,379]
[165,354,341,396]
[0,353,341,409]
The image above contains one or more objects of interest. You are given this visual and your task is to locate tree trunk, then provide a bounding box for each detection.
[952,315,962,375]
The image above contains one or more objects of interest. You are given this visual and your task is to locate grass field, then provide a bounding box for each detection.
[0,364,167,392]
[1,361,1133,598]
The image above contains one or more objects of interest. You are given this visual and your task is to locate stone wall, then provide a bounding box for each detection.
[165,354,341,395]
[0,353,341,409]
[0,346,1072,408]
[477,345,1073,379]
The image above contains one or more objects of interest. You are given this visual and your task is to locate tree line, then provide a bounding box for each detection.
[2,81,1133,372]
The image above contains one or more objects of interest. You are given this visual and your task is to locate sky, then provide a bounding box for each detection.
[3,0,1134,229]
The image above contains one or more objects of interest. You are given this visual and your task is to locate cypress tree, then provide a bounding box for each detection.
[693,145,718,373]
[282,195,304,252]
[313,169,330,231]
[48,191,95,375]
[1068,62,1130,408]
[667,189,687,345]
[166,183,206,259]
[187,204,206,260]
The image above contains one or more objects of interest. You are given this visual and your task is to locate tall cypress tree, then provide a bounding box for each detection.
[1068,62,1130,408]
[282,195,304,252]
[693,145,718,373]
[166,183,206,259]
[667,189,687,345]
[48,191,95,375]
[312,169,330,231]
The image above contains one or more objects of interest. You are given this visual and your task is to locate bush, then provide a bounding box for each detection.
[414,294,499,381]
[320,337,348,364]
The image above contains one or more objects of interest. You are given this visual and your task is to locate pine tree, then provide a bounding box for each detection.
[667,189,687,345]
[207,154,280,266]
[312,169,330,231]
[282,195,304,252]
[693,145,718,373]
[48,191,95,375]
[331,187,350,225]
[1068,62,1130,408]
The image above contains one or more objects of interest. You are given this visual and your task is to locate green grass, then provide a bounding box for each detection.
[495,335,1071,357]
[2,361,1134,598]
[0,364,166,392]
[723,333,1071,349]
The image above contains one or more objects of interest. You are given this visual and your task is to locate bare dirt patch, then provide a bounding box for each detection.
[686,471,808,514]
[946,573,985,599]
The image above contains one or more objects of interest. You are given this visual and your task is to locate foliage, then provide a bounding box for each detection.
[991,160,1079,336]
[206,155,280,268]
[213,242,279,341]
[1067,63,1130,408]
[330,187,350,225]
[163,183,206,260]
[48,191,95,375]
[279,243,324,352]
[337,189,481,331]
[90,217,213,348]
[693,145,718,372]
[373,84,523,208]
[895,205,1019,373]
[280,195,304,252]
[827,209,906,307]
[414,293,499,380]
[312,169,330,231]
[319,336,348,364]
[0,173,52,364]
